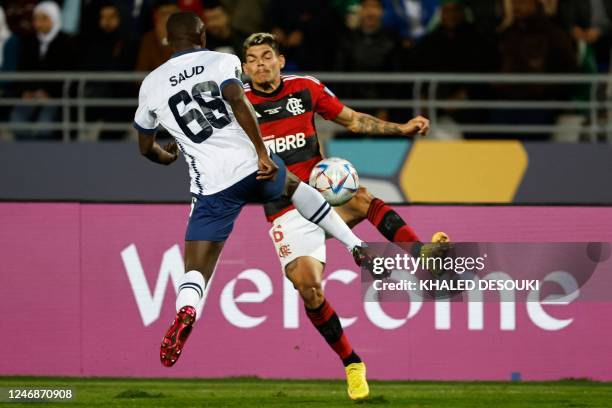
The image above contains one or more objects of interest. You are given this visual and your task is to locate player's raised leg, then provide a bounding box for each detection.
[285,256,369,400]
[336,187,421,242]
[337,187,448,244]
[160,240,224,367]
[335,187,450,277]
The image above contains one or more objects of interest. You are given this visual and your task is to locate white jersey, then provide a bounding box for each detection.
[134,49,258,195]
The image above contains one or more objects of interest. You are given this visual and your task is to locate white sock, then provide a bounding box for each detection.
[176,270,205,312]
[290,182,362,251]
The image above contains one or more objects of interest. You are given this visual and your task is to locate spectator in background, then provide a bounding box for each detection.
[382,0,439,49]
[263,0,340,70]
[497,0,576,85]
[203,1,245,55]
[336,0,400,73]
[331,0,362,30]
[0,5,17,126]
[332,0,361,16]
[492,0,577,139]
[135,0,179,72]
[80,0,153,44]
[499,0,568,31]
[3,0,37,37]
[9,1,74,140]
[0,6,17,73]
[565,0,612,72]
[221,0,269,37]
[462,0,505,36]
[83,1,138,71]
[335,0,400,125]
[412,0,496,130]
[413,0,495,72]
[81,1,138,139]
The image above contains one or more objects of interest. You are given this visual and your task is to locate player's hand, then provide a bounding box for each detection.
[162,141,179,164]
[401,116,430,136]
[257,155,278,180]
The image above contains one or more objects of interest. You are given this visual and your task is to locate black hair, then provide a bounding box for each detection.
[166,11,205,46]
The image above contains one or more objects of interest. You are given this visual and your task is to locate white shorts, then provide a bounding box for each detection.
[269,209,326,271]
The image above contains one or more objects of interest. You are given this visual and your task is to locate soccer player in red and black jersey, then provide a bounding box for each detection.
[242,33,449,400]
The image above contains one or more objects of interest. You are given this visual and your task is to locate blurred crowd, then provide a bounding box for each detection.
[1,0,611,140]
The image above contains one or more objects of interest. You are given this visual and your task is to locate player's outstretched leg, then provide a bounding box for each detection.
[337,188,451,276]
[160,240,224,367]
[366,196,421,243]
[286,257,369,401]
[337,188,421,243]
[365,195,451,277]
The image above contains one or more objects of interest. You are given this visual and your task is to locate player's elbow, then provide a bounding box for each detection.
[343,111,362,133]
[346,120,361,134]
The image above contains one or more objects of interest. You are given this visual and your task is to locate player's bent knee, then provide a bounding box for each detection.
[293,273,324,300]
[297,281,324,308]
[296,279,323,295]
[287,272,324,294]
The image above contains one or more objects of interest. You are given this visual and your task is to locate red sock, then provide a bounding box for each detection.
[305,299,361,366]
[366,198,420,242]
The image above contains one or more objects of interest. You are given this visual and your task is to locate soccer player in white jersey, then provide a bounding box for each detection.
[133,11,373,390]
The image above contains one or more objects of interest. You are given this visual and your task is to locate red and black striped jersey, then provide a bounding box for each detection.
[245,75,345,221]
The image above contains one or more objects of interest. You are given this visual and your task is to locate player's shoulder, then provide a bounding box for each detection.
[283,74,323,87]
[201,51,241,80]
[139,65,166,94]
[203,49,240,65]
[282,75,338,101]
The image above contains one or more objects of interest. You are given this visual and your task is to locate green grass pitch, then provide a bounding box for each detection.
[1,377,612,407]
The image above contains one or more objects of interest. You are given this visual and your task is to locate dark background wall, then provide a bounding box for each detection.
[1,141,612,203]
[0,142,191,202]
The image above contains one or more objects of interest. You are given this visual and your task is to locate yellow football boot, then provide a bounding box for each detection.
[420,232,452,278]
[432,231,450,244]
[345,362,370,401]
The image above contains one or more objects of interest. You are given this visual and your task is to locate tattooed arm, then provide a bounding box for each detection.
[332,106,429,137]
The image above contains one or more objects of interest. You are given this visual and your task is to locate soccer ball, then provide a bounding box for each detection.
[309,157,359,206]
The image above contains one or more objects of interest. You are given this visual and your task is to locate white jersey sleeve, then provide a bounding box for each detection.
[216,54,244,93]
[133,49,259,196]
[134,84,158,134]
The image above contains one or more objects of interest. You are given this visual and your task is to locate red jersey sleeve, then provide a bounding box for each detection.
[310,78,344,120]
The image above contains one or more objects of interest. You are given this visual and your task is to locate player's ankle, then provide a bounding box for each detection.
[342,351,362,367]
